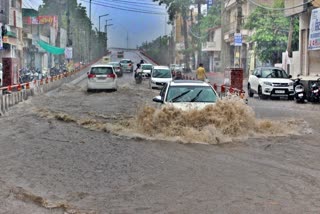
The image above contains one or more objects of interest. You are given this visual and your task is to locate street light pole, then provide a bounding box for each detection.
[105,19,113,52]
[99,14,109,32]
[89,0,92,61]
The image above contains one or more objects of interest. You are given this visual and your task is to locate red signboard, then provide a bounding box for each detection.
[23,16,58,29]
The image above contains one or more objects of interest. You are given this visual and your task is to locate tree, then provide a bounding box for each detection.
[245,0,299,65]
[154,0,192,70]
[139,36,171,65]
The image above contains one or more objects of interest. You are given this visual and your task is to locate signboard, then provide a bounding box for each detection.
[309,8,320,50]
[23,16,58,29]
[207,0,214,10]
[234,33,242,46]
[65,47,73,59]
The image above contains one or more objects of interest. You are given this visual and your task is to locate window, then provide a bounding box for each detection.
[166,86,218,103]
[90,67,113,75]
[152,69,171,78]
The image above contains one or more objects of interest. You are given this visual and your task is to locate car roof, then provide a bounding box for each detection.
[141,63,153,65]
[169,80,211,86]
[153,66,169,69]
[120,59,131,61]
[91,64,113,68]
[108,62,120,64]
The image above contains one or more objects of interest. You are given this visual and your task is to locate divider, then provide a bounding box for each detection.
[0,58,101,116]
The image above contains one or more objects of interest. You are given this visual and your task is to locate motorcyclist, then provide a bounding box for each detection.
[134,63,141,78]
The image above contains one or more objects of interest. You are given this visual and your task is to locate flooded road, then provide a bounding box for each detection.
[1,50,320,213]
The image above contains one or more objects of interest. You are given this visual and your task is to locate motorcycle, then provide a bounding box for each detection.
[309,78,320,103]
[293,75,307,103]
[134,68,143,84]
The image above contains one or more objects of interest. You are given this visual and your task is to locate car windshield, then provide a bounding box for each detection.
[166,86,218,103]
[90,67,113,75]
[142,64,152,70]
[152,69,171,78]
[261,68,289,78]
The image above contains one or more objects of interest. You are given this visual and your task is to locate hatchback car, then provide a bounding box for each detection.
[108,62,123,77]
[149,66,173,89]
[119,59,133,72]
[87,65,118,92]
[152,80,219,110]
[248,67,294,99]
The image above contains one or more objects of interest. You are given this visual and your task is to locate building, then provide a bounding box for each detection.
[284,0,320,77]
[202,26,222,72]
[0,0,23,86]
[221,0,274,74]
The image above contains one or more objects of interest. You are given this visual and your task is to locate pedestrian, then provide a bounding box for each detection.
[174,70,183,80]
[196,63,207,81]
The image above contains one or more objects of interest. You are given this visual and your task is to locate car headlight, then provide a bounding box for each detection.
[263,81,272,86]
[288,82,293,86]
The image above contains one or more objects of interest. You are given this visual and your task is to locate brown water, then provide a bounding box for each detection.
[36,99,302,144]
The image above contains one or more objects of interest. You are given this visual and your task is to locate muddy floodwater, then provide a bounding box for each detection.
[1,53,320,213]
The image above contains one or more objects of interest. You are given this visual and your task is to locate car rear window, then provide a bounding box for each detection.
[142,64,152,70]
[90,67,113,75]
[120,60,131,63]
[152,69,171,78]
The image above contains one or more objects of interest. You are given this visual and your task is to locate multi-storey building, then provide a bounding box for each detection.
[221,0,274,74]
[284,0,320,77]
[0,0,23,86]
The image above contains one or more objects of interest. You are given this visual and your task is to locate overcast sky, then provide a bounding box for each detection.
[25,0,171,49]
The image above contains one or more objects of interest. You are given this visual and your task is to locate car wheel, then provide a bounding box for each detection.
[258,86,268,99]
[247,83,254,97]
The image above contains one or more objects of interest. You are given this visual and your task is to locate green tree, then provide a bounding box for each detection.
[39,1,105,62]
[154,0,192,70]
[245,0,299,65]
[140,36,171,65]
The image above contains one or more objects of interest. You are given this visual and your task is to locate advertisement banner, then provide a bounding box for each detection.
[309,8,320,50]
[23,16,58,29]
[65,47,73,59]
[234,33,242,46]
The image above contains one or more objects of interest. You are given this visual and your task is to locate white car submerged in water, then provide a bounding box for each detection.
[152,80,219,111]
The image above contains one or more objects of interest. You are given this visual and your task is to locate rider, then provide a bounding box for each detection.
[134,63,141,78]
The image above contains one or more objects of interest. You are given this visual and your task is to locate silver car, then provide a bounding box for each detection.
[87,64,118,92]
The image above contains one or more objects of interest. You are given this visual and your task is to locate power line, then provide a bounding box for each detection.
[248,0,314,11]
[80,0,166,15]
[91,0,166,12]
[100,0,161,7]
[93,0,165,11]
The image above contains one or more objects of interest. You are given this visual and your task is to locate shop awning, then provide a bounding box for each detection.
[37,40,65,55]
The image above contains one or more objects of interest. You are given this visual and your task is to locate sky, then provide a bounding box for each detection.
[24,0,172,49]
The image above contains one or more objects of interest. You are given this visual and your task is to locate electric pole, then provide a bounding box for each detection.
[89,0,92,61]
[235,0,242,67]
[105,19,113,53]
[197,1,202,66]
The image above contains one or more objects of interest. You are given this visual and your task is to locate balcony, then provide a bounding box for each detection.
[202,41,220,52]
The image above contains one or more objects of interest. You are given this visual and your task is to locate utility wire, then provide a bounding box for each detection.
[247,0,314,11]
[92,0,164,11]
[80,0,166,15]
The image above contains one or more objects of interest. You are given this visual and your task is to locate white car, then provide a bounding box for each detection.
[141,63,153,77]
[87,64,118,92]
[248,67,294,99]
[149,66,172,89]
[152,80,219,111]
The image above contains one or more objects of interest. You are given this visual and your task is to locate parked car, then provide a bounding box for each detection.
[119,59,134,72]
[87,64,118,92]
[248,67,294,99]
[141,63,153,77]
[108,62,123,77]
[149,66,173,89]
[152,80,219,110]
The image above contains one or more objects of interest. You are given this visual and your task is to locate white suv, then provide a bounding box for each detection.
[248,67,294,99]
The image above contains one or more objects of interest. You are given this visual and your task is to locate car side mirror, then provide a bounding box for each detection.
[152,95,163,103]
[256,74,261,78]
[288,75,292,78]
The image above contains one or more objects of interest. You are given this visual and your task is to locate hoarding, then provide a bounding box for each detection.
[309,8,320,50]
